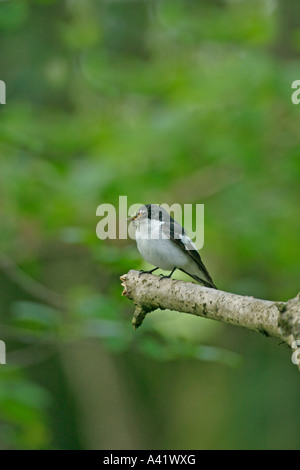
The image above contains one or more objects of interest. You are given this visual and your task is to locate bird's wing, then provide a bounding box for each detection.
[161,214,216,288]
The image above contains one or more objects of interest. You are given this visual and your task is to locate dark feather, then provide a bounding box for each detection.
[150,206,217,289]
[179,269,217,289]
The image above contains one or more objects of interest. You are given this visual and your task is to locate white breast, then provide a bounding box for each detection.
[135,218,196,272]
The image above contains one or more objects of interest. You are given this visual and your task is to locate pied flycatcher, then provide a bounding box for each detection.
[128,204,217,289]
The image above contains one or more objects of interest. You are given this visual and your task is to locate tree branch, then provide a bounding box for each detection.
[121,270,300,367]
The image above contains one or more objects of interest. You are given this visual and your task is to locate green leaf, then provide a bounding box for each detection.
[11,301,61,332]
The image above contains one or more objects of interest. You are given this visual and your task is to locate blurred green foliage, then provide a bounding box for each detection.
[0,0,300,450]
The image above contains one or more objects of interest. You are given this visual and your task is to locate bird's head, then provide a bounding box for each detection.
[127,204,152,223]
[128,204,172,225]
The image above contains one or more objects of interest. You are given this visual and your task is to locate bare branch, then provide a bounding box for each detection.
[120,271,300,352]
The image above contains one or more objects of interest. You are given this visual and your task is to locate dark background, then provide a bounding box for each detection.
[0,0,299,450]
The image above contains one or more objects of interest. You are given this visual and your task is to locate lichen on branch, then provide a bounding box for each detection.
[121,270,300,358]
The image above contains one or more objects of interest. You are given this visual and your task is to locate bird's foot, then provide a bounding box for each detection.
[159,268,176,281]
[138,267,159,278]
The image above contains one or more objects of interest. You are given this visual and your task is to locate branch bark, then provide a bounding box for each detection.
[121,270,300,368]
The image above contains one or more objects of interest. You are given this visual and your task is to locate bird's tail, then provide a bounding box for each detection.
[179,269,218,289]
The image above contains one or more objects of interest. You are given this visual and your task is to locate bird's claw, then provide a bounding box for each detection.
[139,268,159,278]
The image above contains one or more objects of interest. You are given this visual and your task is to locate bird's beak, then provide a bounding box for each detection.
[127,214,136,222]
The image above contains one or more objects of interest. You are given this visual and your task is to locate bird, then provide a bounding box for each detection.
[128,204,217,289]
